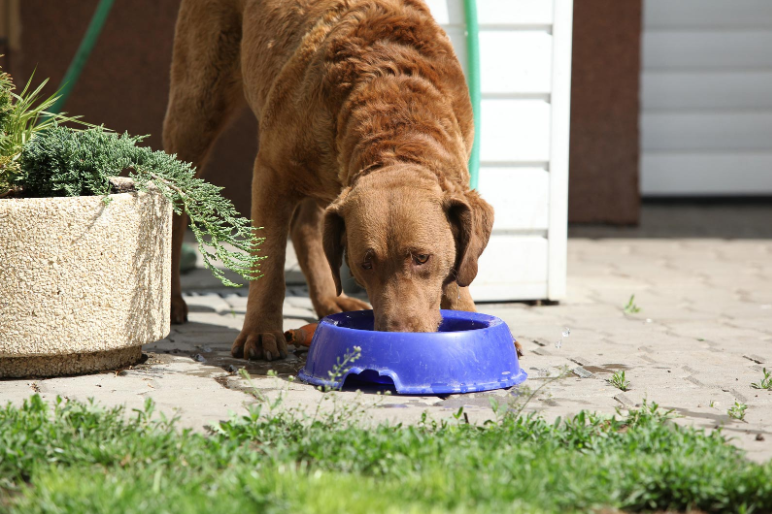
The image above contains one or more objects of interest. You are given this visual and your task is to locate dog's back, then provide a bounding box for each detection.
[236,0,473,190]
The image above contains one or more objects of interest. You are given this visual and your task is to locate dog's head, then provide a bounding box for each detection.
[323,172,493,332]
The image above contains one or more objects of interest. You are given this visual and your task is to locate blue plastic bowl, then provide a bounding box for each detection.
[298,309,527,395]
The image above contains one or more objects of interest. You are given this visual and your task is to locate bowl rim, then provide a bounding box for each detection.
[318,309,504,334]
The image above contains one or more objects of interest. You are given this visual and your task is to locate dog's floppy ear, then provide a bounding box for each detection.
[322,195,348,297]
[445,190,494,287]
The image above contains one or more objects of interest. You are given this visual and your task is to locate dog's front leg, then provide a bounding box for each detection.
[231,158,298,361]
[290,198,370,317]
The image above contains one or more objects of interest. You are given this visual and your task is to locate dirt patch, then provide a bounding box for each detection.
[584,363,630,374]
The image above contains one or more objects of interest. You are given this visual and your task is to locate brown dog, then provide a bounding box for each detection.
[163,0,494,361]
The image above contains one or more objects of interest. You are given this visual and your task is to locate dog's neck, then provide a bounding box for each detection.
[347,163,442,194]
[336,75,471,192]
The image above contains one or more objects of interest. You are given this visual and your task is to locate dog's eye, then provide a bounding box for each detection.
[361,256,373,270]
[413,254,430,265]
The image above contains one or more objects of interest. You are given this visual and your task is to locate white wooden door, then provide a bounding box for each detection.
[425,0,573,301]
[641,0,772,195]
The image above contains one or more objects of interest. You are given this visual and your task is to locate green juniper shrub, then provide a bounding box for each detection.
[18,126,264,286]
[0,65,260,286]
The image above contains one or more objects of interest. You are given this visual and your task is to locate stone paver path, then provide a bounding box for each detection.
[3,235,770,462]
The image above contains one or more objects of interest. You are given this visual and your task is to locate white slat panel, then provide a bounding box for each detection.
[642,71,772,111]
[643,32,772,70]
[642,112,772,152]
[470,235,549,301]
[479,31,551,94]
[641,153,772,195]
[546,0,573,301]
[425,0,553,26]
[480,99,551,162]
[645,0,772,29]
[478,168,549,230]
[444,29,552,93]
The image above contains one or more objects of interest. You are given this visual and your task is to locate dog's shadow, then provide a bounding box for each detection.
[145,318,311,380]
[145,319,401,396]
[148,288,410,396]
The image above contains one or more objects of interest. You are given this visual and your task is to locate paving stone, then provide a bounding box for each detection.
[0,380,42,406]
[221,293,249,310]
[182,293,232,315]
[663,319,768,343]
[2,234,772,460]
[282,305,318,320]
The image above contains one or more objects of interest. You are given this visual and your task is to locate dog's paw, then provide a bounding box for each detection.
[315,295,370,317]
[231,328,288,361]
[170,294,188,324]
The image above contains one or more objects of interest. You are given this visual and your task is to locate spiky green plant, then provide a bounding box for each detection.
[0,67,93,195]
[0,67,14,135]
[19,126,264,286]
[0,67,17,191]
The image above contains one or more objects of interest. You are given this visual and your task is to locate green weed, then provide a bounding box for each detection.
[727,401,748,422]
[623,294,641,314]
[751,368,772,390]
[607,370,631,391]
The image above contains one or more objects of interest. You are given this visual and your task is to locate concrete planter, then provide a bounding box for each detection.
[0,191,172,378]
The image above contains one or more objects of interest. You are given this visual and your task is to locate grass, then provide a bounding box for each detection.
[751,368,772,391]
[728,401,748,422]
[1,395,771,514]
[623,295,641,314]
[606,370,631,392]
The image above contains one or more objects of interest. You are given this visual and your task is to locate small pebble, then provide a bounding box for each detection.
[192,353,206,363]
[202,345,212,353]
[756,434,765,441]
[227,364,238,374]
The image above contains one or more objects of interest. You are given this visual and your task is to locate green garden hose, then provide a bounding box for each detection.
[49,0,116,114]
[45,0,201,273]
[463,0,481,190]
